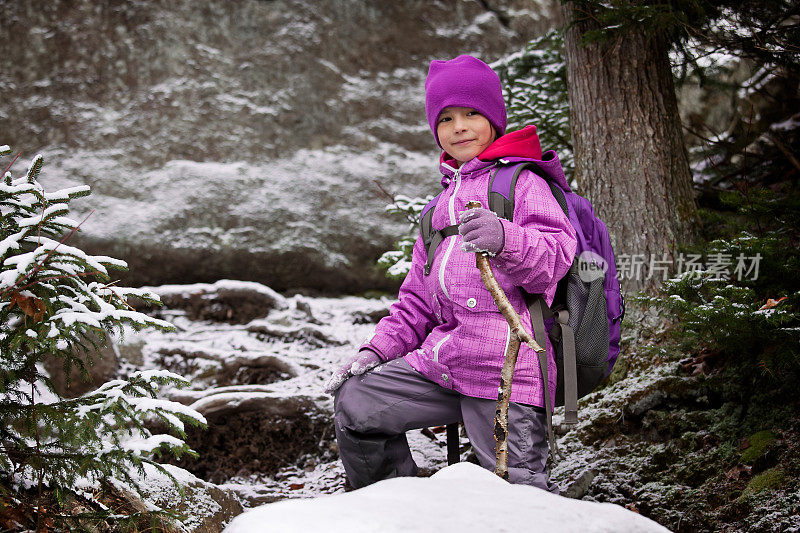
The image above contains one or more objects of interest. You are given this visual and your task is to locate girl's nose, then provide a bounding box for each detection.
[452,116,467,132]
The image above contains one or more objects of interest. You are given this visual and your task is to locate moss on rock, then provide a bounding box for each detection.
[740,430,777,464]
[741,467,785,498]
[606,351,629,386]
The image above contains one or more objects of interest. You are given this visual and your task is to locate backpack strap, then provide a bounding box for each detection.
[545,179,568,216]
[423,225,459,276]
[529,295,559,465]
[487,166,515,219]
[539,182,579,427]
[420,192,460,276]
[419,192,440,248]
[555,306,579,425]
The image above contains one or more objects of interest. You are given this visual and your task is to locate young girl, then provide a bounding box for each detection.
[326,55,577,492]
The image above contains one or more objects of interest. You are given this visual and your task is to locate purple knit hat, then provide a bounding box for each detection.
[425,55,507,148]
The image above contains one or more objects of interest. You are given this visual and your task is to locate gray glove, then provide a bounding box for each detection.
[459,207,505,256]
[324,349,382,393]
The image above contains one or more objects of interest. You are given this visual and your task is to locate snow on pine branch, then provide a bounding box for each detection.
[53,288,172,331]
[44,185,91,202]
[1,148,195,508]
[120,434,187,455]
[87,372,207,427]
[378,194,431,280]
[16,202,69,227]
[0,230,26,257]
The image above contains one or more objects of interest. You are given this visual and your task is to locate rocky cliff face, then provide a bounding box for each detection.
[1,0,560,292]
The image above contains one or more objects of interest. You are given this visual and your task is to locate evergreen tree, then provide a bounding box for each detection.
[562,0,700,293]
[493,30,573,177]
[560,0,798,293]
[0,146,206,529]
[376,191,432,280]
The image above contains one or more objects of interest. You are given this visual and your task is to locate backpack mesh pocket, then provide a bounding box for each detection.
[566,272,609,367]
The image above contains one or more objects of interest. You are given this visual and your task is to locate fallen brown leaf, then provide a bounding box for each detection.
[759,297,787,311]
[625,503,640,514]
[725,465,751,481]
[9,292,46,322]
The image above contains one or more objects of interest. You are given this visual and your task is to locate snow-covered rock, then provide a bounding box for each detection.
[222,462,671,533]
[1,1,560,291]
[129,463,243,533]
[142,280,289,324]
[113,284,430,503]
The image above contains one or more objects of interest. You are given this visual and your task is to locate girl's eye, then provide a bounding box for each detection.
[438,116,452,123]
[467,110,479,116]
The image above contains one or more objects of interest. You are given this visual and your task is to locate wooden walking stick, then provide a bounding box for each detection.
[465,201,545,481]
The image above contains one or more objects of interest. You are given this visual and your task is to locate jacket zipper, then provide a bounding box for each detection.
[438,165,461,300]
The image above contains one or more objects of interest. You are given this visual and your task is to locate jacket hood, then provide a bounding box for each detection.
[479,125,542,161]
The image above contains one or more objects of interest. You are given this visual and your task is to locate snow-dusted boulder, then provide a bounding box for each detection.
[163,391,334,484]
[223,462,671,533]
[130,463,243,533]
[141,280,289,324]
[2,1,558,292]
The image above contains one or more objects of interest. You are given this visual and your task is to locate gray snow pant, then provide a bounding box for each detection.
[333,357,558,493]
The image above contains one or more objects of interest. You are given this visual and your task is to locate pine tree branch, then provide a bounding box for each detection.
[372,179,396,205]
[767,131,800,175]
[2,443,102,461]
[1,149,195,528]
[372,179,420,225]
[0,209,95,299]
[5,270,103,299]
[2,151,21,176]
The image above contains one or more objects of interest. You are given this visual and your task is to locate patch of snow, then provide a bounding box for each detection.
[114,288,410,502]
[122,434,185,454]
[223,462,670,533]
[772,114,800,132]
[222,460,346,506]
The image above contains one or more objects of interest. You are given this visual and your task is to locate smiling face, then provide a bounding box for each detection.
[436,107,496,166]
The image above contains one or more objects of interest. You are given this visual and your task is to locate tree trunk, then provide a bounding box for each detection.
[562,2,699,293]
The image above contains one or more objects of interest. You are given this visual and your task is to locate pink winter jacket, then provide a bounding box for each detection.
[362,127,577,408]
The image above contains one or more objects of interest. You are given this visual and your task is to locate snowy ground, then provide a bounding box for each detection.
[112,280,681,532]
[118,283,456,507]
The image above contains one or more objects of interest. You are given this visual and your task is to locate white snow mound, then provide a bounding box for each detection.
[223,462,671,533]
